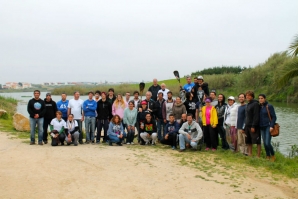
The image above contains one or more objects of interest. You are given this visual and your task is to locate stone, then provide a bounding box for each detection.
[13,113,30,131]
[0,109,7,118]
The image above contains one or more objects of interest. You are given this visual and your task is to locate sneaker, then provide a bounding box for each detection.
[116,142,122,146]
[79,141,84,144]
[205,148,210,151]
[172,146,176,150]
[126,143,130,145]
[212,148,217,151]
[145,141,149,145]
[130,142,134,145]
[38,142,43,145]
[30,142,35,145]
[152,142,156,146]
[91,141,95,144]
[61,142,64,146]
[43,141,48,144]
[179,149,185,152]
[74,143,78,146]
[85,141,90,144]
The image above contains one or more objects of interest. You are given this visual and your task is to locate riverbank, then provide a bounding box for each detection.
[0,132,297,199]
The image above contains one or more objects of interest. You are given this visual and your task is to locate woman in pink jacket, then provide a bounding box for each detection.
[112,94,128,122]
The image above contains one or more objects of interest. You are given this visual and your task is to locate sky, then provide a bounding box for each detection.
[0,0,298,84]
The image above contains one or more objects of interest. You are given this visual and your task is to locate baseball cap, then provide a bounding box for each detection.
[141,101,147,105]
[228,96,235,101]
[197,76,203,80]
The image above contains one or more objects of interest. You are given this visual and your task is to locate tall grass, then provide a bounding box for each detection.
[0,96,17,117]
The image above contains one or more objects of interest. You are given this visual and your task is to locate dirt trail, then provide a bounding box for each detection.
[0,132,296,199]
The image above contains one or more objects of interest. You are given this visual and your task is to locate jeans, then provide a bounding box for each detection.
[140,132,157,144]
[126,125,135,143]
[30,117,44,143]
[179,134,198,150]
[75,119,83,142]
[43,118,52,142]
[217,125,229,149]
[96,119,109,143]
[109,132,127,143]
[157,119,165,141]
[260,126,275,156]
[85,116,96,142]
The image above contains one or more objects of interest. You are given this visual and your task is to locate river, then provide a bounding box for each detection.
[0,92,297,156]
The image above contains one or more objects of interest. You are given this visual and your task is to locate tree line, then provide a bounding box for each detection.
[191,66,248,76]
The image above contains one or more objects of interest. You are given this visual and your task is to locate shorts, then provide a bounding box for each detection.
[245,126,261,145]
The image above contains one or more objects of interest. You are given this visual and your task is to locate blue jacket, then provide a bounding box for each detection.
[83,99,97,117]
[259,102,276,128]
[56,100,69,118]
[107,122,124,136]
[164,121,180,135]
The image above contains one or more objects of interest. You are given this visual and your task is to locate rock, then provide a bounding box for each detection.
[13,113,30,131]
[0,109,7,118]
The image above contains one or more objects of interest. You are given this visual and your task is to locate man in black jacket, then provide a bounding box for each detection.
[192,76,209,102]
[27,90,46,145]
[148,78,161,101]
[245,90,261,157]
[43,93,57,144]
[96,92,113,143]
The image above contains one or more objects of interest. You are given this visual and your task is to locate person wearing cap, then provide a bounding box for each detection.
[83,91,97,144]
[155,91,166,141]
[67,91,84,144]
[56,93,69,122]
[258,94,277,162]
[140,113,158,145]
[236,93,248,155]
[137,100,151,144]
[43,93,58,144]
[148,78,161,101]
[245,90,261,157]
[178,113,203,152]
[96,92,113,144]
[192,76,209,101]
[215,94,229,150]
[223,96,239,151]
[180,75,195,93]
[27,90,46,145]
[107,88,116,105]
[201,98,218,151]
[158,83,170,101]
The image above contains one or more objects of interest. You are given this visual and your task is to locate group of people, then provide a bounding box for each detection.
[27,75,277,161]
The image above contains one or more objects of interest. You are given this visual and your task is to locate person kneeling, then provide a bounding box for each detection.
[50,111,66,146]
[108,115,126,146]
[161,114,179,150]
[140,113,158,145]
[64,114,80,146]
[178,113,203,152]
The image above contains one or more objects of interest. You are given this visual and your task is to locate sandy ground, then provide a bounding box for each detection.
[0,132,297,199]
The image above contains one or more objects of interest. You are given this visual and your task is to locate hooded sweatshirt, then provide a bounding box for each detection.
[172,102,186,120]
[224,102,239,126]
[164,121,180,135]
[27,98,46,118]
[96,99,113,120]
[83,99,97,117]
[123,107,138,126]
[178,120,203,141]
[44,98,57,120]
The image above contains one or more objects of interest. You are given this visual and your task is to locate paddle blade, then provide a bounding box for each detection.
[139,82,145,93]
[173,70,180,83]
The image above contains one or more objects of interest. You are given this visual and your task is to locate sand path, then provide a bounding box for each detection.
[0,132,296,199]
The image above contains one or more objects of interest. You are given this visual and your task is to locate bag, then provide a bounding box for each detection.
[266,105,279,137]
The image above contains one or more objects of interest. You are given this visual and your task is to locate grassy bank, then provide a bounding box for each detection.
[51,52,298,102]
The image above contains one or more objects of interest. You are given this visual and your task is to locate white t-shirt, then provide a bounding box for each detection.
[50,118,66,132]
[64,120,78,132]
[68,98,84,119]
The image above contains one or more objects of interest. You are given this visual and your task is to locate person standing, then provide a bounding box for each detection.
[56,93,69,122]
[43,93,57,144]
[94,90,101,102]
[184,92,196,118]
[68,91,84,144]
[83,91,97,144]
[172,96,186,123]
[215,94,229,150]
[125,92,131,104]
[259,94,277,161]
[96,92,113,144]
[139,91,157,117]
[162,91,175,124]
[158,83,170,100]
[245,91,261,157]
[210,91,218,106]
[107,88,116,105]
[161,114,180,150]
[192,76,209,100]
[131,91,141,109]
[148,78,161,101]
[178,113,203,152]
[180,75,194,93]
[155,91,166,142]
[201,98,218,151]
[27,90,46,145]
[223,96,239,151]
[123,101,138,144]
[236,93,248,155]
[112,94,128,121]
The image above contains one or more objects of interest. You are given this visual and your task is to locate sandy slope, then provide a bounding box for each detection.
[0,132,296,199]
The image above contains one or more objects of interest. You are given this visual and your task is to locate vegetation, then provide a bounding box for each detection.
[191,66,247,76]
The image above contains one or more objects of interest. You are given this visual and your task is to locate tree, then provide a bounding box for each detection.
[278,34,298,87]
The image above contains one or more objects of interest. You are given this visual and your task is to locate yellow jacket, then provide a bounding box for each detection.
[201,106,218,126]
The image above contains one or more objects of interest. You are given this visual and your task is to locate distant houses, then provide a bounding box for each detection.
[1,82,32,89]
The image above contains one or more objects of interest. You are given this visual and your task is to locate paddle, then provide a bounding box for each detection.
[173,70,180,83]
[139,82,145,100]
